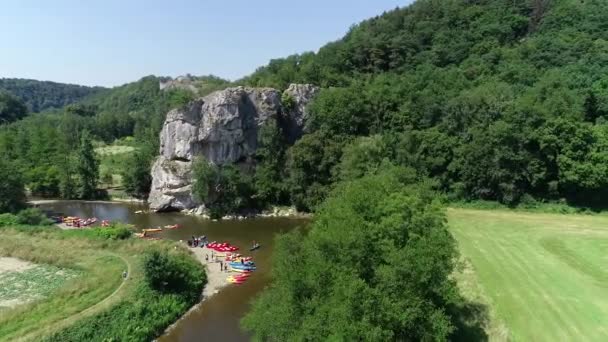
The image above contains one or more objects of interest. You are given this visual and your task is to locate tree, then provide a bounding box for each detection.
[192,158,254,218]
[0,92,28,124]
[0,160,26,213]
[75,130,99,199]
[286,130,346,211]
[254,121,287,206]
[121,151,152,198]
[243,166,459,340]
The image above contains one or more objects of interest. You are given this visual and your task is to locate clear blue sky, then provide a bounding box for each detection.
[0,0,412,87]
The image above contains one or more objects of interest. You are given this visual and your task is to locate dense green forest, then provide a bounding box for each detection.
[0,78,103,112]
[0,76,199,200]
[240,0,608,210]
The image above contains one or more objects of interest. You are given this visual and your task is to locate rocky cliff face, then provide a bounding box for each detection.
[148,84,318,212]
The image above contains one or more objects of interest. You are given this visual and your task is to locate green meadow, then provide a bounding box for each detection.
[449,209,608,341]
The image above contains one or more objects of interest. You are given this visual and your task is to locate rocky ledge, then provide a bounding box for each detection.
[148,84,319,212]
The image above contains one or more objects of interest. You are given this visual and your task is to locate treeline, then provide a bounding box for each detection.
[237,0,608,209]
[0,78,103,113]
[0,76,201,203]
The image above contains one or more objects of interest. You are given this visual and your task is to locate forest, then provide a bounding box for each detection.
[0,78,103,113]
[240,0,608,210]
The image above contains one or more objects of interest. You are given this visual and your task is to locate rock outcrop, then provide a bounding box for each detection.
[148,84,319,212]
[282,84,320,142]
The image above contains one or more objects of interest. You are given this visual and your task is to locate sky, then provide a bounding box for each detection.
[0,0,412,87]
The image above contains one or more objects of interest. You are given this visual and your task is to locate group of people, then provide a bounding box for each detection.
[204,250,231,271]
[187,235,208,247]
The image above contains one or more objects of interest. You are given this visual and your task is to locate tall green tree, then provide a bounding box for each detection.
[75,130,99,199]
[121,151,153,199]
[243,166,459,340]
[254,121,287,206]
[0,92,28,124]
[0,160,26,213]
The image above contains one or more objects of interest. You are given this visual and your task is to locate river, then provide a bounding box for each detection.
[38,201,307,341]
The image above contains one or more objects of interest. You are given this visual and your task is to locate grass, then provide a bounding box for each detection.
[0,226,204,342]
[0,264,80,310]
[0,229,133,341]
[449,208,608,341]
[95,143,137,190]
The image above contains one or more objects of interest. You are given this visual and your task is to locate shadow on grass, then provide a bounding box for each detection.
[450,299,490,342]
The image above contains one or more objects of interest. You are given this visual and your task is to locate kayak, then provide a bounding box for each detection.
[229,260,255,267]
[229,263,256,271]
[135,233,161,240]
[143,228,162,233]
[164,224,179,229]
[228,273,250,280]
[231,268,253,273]
[226,256,252,262]
[250,244,261,251]
[227,278,246,284]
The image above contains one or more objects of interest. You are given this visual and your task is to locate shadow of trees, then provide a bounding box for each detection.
[450,298,490,342]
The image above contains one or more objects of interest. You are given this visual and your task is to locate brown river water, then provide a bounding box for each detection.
[38,201,308,342]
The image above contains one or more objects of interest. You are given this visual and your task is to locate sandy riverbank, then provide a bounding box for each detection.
[162,245,232,335]
[188,246,231,299]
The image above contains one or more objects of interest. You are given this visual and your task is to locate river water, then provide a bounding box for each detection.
[38,201,307,341]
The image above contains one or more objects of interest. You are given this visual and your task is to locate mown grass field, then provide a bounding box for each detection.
[0,228,140,341]
[449,208,608,341]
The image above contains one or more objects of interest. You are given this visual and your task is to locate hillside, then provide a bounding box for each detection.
[237,0,608,209]
[0,78,104,112]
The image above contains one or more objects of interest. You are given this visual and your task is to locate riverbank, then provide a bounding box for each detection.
[162,245,231,335]
[28,198,145,206]
[182,205,312,220]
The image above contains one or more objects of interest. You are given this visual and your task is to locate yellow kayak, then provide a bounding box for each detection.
[143,228,162,233]
[227,276,247,283]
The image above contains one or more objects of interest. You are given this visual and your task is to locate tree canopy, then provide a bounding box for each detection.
[0,78,102,113]
[239,0,608,209]
[243,166,460,340]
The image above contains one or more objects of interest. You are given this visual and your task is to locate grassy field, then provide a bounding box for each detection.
[449,208,608,341]
[0,225,205,342]
[0,261,79,310]
[0,229,135,341]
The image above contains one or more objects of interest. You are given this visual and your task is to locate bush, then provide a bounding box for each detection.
[66,224,133,240]
[91,225,132,240]
[143,249,206,302]
[0,213,18,226]
[16,208,53,225]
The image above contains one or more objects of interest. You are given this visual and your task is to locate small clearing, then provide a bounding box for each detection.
[94,145,135,156]
[0,257,78,309]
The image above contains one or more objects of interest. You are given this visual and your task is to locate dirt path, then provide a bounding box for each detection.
[16,252,131,342]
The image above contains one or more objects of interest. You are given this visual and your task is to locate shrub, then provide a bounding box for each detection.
[0,213,18,226]
[16,208,53,225]
[143,249,205,302]
[91,225,132,240]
